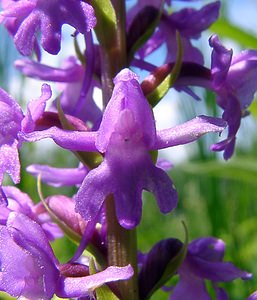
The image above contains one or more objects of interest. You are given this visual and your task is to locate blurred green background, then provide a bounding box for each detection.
[1,0,257,299]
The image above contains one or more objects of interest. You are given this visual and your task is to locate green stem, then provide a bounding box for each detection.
[98,0,127,106]
[96,1,139,298]
[111,0,127,69]
[106,196,139,300]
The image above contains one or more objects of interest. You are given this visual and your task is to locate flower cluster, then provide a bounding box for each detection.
[0,0,256,299]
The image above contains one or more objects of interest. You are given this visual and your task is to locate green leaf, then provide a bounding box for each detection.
[92,0,117,49]
[146,32,183,107]
[210,18,257,49]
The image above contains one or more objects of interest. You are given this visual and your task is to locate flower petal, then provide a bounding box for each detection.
[57,265,133,298]
[20,126,97,152]
[26,164,88,187]
[155,115,226,150]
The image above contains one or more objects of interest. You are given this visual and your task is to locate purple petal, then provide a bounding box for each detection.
[46,195,86,236]
[144,163,177,214]
[209,34,233,89]
[0,87,23,143]
[20,126,98,152]
[0,212,59,299]
[2,185,34,216]
[96,68,156,152]
[154,115,226,150]
[211,94,241,160]
[169,273,211,300]
[0,87,24,183]
[2,0,96,55]
[75,162,112,223]
[188,256,252,282]
[57,265,133,298]
[169,2,220,39]
[21,83,52,132]
[0,225,31,297]
[186,238,252,282]
[7,212,57,264]
[15,56,84,82]
[227,50,257,109]
[27,164,88,187]
[14,10,40,55]
[188,237,225,262]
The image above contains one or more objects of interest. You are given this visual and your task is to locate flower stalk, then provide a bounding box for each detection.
[95,1,139,298]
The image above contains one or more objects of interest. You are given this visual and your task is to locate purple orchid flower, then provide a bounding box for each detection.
[15,56,102,125]
[0,186,62,240]
[21,68,226,229]
[209,35,257,159]
[0,0,96,55]
[169,237,252,300]
[154,35,257,159]
[0,83,51,184]
[131,1,220,65]
[0,212,133,299]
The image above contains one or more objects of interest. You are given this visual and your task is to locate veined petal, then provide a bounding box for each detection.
[154,115,226,150]
[20,127,98,152]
